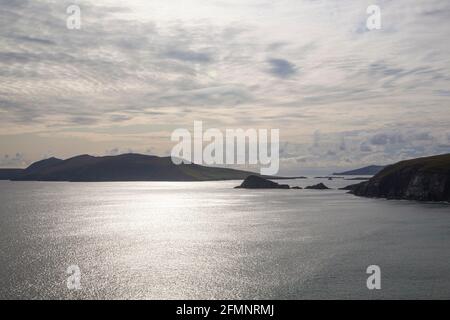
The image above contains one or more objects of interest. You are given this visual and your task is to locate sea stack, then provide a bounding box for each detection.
[305,183,330,190]
[235,175,290,189]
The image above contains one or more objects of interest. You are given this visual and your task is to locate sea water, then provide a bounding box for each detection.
[0,179,449,299]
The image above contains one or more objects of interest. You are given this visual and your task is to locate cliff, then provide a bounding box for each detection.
[349,154,450,202]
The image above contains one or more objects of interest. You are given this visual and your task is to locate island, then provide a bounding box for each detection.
[234,175,290,189]
[305,183,330,190]
[1,153,288,182]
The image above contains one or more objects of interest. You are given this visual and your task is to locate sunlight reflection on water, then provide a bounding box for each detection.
[0,179,449,299]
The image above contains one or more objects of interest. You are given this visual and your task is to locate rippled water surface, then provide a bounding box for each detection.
[0,179,449,299]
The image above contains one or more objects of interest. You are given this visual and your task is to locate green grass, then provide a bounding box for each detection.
[374,153,450,180]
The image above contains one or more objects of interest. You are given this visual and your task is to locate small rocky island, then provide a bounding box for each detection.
[347,153,450,202]
[235,176,330,190]
[235,175,290,189]
[305,183,330,190]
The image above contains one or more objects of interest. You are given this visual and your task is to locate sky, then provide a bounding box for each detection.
[0,0,449,174]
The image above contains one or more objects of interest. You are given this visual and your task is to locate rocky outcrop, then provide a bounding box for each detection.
[349,154,450,202]
[305,183,330,190]
[235,175,290,189]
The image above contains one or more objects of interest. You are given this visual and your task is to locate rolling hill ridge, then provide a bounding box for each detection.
[4,153,265,182]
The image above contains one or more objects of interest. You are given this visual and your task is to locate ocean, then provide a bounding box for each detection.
[0,178,449,299]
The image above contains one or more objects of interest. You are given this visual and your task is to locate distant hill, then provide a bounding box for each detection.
[348,153,450,202]
[333,165,385,176]
[24,157,63,173]
[9,153,273,182]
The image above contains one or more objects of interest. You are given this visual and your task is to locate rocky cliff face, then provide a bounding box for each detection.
[350,154,450,202]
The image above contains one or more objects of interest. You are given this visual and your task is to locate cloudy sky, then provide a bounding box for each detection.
[1,0,449,174]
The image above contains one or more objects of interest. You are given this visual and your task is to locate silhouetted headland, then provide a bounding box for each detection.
[345,153,450,202]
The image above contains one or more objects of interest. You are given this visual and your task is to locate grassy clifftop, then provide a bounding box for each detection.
[375,154,450,179]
